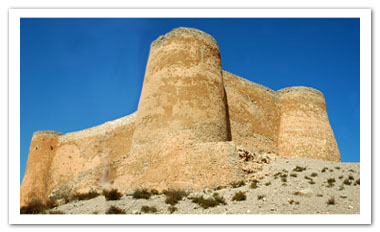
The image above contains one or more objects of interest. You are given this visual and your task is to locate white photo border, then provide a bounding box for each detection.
[9,8,371,225]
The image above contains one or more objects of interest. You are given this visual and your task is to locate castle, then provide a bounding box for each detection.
[20,27,340,207]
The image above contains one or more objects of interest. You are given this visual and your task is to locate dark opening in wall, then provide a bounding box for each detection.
[50,146,53,151]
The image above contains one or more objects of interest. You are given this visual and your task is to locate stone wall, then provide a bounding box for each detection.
[223,71,279,154]
[20,113,136,207]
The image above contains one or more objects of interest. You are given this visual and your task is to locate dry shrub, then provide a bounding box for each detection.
[250,180,259,189]
[213,193,227,205]
[343,178,352,185]
[71,191,99,201]
[327,178,336,187]
[257,194,265,200]
[103,189,122,201]
[304,176,312,180]
[293,166,307,172]
[168,206,178,214]
[20,200,47,214]
[132,189,152,200]
[141,205,157,213]
[327,197,336,205]
[230,181,245,188]
[20,198,58,214]
[163,189,188,206]
[106,206,126,214]
[232,191,247,201]
[192,196,219,209]
[49,210,65,214]
[150,189,159,195]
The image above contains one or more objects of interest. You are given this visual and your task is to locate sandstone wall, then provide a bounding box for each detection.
[20,113,137,206]
[277,87,340,161]
[112,141,243,193]
[222,71,279,154]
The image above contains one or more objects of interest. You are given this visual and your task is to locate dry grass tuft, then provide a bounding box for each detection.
[106,206,126,214]
[327,197,336,205]
[141,205,157,213]
[327,178,336,187]
[132,189,152,200]
[192,196,219,209]
[293,166,307,172]
[257,194,266,200]
[230,181,245,188]
[232,191,247,201]
[250,180,259,189]
[163,189,188,206]
[103,189,122,201]
[71,191,99,201]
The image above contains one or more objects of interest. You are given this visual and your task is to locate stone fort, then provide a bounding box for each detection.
[20,27,340,207]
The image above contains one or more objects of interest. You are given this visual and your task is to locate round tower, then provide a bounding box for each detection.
[20,131,62,207]
[277,87,340,161]
[131,27,230,153]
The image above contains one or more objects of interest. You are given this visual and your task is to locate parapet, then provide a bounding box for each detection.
[59,112,136,143]
[277,86,324,97]
[223,71,277,97]
[32,130,63,139]
[151,27,219,51]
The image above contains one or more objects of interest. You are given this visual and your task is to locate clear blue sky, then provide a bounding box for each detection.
[20,18,360,183]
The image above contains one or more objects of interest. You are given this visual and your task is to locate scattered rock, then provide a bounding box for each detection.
[299,188,313,197]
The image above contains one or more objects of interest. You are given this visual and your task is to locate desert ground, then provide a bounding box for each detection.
[43,155,359,215]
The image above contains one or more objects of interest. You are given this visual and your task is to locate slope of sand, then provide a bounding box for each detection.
[47,155,360,214]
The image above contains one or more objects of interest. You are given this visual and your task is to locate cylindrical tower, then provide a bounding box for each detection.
[131,27,230,153]
[277,87,340,161]
[20,131,62,207]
